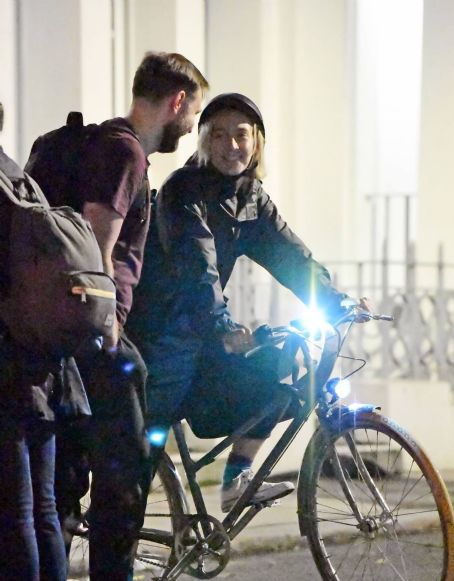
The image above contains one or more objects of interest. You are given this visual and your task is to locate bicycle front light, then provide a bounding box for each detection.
[326,377,351,399]
[295,304,326,339]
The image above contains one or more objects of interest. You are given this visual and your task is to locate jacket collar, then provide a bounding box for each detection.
[200,163,260,222]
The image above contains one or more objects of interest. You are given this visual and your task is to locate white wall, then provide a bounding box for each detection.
[0,0,18,157]
[349,379,454,473]
[418,0,454,270]
[0,0,116,165]
[355,0,423,266]
[20,0,83,163]
[80,0,113,124]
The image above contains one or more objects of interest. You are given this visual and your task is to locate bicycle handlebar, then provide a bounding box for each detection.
[244,307,393,362]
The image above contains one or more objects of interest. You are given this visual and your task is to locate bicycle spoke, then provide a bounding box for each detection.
[301,413,452,580]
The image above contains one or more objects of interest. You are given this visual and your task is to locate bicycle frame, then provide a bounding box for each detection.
[147,313,406,580]
[174,394,311,537]
[170,321,346,540]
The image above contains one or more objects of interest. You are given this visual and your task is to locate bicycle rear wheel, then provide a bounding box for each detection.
[68,452,187,579]
[298,410,454,580]
[136,452,188,577]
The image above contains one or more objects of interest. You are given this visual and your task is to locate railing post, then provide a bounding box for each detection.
[406,243,428,378]
[435,244,448,380]
[381,238,392,377]
[356,261,364,358]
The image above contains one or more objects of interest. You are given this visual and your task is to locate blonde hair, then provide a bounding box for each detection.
[198,119,266,180]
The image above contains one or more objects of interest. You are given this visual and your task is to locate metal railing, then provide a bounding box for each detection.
[227,248,454,385]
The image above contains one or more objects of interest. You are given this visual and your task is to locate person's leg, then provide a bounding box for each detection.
[54,417,91,555]
[0,418,39,581]
[142,335,202,489]
[29,421,67,581]
[193,345,296,511]
[53,354,92,555]
[86,334,150,581]
[222,438,264,486]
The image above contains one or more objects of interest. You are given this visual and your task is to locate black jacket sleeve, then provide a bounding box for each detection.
[157,178,238,336]
[241,188,348,322]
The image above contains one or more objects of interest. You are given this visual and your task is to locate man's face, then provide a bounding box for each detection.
[209,110,256,176]
[158,88,203,153]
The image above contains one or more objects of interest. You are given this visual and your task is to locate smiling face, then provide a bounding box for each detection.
[208,109,256,176]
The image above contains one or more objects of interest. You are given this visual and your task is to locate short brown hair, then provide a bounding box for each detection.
[132,51,209,103]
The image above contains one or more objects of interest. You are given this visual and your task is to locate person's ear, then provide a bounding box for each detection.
[169,90,186,114]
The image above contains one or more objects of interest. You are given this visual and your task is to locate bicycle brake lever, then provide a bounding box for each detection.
[374,314,394,322]
[354,309,394,323]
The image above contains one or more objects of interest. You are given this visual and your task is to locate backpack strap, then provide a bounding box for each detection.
[0,168,20,204]
[0,168,49,208]
[24,173,50,208]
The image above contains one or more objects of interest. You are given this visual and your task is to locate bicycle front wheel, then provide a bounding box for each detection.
[298,410,454,580]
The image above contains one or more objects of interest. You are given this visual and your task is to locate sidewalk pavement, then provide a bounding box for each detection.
[174,469,454,556]
[69,471,454,579]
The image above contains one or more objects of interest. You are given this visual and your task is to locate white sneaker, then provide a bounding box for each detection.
[221,469,294,513]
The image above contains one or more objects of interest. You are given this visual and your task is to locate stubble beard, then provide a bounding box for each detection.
[158,118,188,153]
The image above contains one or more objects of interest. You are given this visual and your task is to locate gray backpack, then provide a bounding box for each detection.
[0,168,116,358]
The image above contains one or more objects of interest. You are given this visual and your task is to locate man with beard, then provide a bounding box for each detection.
[46,52,208,581]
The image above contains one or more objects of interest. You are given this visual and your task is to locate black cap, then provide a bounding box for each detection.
[198,93,265,138]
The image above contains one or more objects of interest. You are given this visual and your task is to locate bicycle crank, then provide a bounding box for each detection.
[175,514,231,579]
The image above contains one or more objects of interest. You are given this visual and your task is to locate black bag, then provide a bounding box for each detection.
[0,166,116,358]
[24,111,98,210]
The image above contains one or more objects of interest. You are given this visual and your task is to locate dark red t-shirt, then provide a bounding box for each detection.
[80,118,151,326]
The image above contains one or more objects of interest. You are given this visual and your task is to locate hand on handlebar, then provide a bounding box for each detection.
[354,297,374,323]
[222,325,255,354]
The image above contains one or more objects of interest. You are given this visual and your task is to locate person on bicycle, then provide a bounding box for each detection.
[127,92,369,512]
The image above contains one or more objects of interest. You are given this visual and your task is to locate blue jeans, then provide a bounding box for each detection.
[0,418,67,581]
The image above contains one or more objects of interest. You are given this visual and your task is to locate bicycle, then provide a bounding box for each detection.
[69,303,454,580]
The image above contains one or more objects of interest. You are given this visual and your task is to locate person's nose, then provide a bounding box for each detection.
[227,137,240,150]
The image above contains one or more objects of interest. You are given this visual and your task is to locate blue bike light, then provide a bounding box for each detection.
[147,427,168,447]
[326,377,351,399]
[334,379,351,399]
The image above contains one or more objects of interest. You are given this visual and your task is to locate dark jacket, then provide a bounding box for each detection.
[128,163,347,346]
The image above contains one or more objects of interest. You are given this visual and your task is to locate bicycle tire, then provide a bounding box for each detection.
[68,452,187,579]
[136,452,189,577]
[298,410,454,580]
